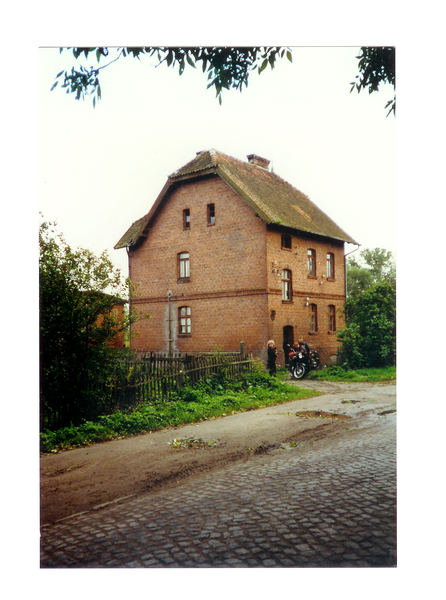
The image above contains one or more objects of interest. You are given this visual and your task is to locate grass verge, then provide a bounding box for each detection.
[40,370,321,453]
[306,365,396,382]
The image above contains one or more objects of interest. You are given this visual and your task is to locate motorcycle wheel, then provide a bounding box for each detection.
[292,364,306,380]
[311,358,320,370]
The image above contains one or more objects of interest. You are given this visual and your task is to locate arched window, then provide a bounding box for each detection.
[179,306,191,334]
[178,252,190,280]
[309,303,318,332]
[307,249,316,277]
[327,252,335,279]
[328,305,336,331]
[282,269,292,301]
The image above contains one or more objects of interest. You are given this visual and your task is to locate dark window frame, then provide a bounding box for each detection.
[309,303,318,332]
[183,208,191,230]
[307,249,316,278]
[207,203,215,225]
[281,234,292,250]
[328,304,336,332]
[178,251,190,281]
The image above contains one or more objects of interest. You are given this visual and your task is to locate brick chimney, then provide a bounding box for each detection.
[247,154,271,170]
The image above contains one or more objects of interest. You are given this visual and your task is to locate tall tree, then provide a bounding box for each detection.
[39,219,140,429]
[350,47,395,116]
[347,247,395,296]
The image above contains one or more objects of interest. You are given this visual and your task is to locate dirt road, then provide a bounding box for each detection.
[40,380,396,525]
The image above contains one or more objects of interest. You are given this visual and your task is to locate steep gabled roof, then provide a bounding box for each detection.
[114,149,357,249]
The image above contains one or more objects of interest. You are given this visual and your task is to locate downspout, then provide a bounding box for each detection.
[167,290,173,356]
[126,246,131,345]
[344,244,360,298]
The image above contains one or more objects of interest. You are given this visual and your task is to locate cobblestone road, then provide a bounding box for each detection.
[41,409,396,568]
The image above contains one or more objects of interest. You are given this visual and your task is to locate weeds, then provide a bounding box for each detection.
[40,369,321,453]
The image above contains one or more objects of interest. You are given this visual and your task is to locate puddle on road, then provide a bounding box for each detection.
[294,410,350,420]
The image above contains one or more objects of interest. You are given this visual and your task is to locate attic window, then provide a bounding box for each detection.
[183,209,190,230]
[281,234,292,250]
[207,203,215,225]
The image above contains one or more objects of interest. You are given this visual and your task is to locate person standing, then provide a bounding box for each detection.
[267,340,278,376]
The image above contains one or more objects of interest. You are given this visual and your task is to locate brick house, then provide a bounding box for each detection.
[114,150,358,365]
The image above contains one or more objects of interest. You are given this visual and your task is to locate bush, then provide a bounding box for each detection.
[338,281,396,368]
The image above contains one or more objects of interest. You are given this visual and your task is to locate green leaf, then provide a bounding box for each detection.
[286,50,292,62]
[186,54,196,68]
[258,58,268,74]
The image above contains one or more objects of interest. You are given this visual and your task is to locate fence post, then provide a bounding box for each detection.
[240,341,246,357]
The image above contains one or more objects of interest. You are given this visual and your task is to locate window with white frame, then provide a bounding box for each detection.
[282,269,292,301]
[327,252,335,279]
[179,306,191,334]
[307,249,316,277]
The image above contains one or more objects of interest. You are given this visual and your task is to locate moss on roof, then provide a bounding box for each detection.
[114,149,357,249]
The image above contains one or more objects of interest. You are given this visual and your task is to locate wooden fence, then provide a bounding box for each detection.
[41,347,254,430]
[110,352,254,411]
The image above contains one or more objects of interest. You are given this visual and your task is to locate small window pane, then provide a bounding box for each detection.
[307,249,316,276]
[207,204,215,224]
[183,209,190,229]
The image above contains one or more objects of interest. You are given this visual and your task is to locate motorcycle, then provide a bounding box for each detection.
[287,345,321,380]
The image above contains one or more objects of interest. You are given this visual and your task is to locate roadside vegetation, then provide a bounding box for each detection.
[305,365,396,382]
[40,368,321,453]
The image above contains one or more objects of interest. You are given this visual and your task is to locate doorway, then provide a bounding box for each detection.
[283,325,294,365]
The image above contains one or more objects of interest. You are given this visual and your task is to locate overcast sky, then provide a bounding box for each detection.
[39,47,396,279]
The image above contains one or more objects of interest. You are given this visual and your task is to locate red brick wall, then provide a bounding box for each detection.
[129,175,269,354]
[265,229,345,365]
[128,173,346,365]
